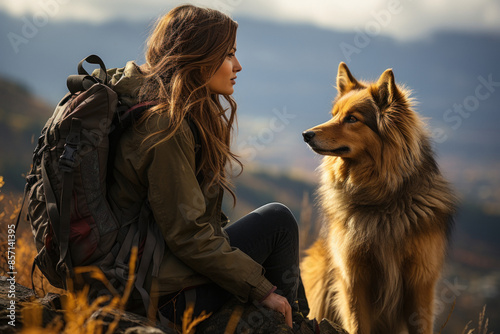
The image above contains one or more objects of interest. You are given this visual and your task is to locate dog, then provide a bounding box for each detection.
[300,63,456,334]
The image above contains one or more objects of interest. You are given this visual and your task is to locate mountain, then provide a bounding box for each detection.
[1,12,500,195]
[2,8,499,231]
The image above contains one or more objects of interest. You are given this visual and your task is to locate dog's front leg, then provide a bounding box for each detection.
[403,232,446,334]
[404,280,436,334]
[337,276,372,334]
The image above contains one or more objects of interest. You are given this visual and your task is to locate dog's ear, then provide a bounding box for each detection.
[374,69,401,109]
[336,62,362,96]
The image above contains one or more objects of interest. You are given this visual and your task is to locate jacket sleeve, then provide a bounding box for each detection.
[142,121,274,302]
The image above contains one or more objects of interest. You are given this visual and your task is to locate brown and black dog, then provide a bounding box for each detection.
[301,63,456,334]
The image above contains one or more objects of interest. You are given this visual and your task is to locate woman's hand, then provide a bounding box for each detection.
[261,292,292,328]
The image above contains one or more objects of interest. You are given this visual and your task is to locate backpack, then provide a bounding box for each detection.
[16,55,197,323]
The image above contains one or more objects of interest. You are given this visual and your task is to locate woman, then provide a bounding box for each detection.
[107,4,309,330]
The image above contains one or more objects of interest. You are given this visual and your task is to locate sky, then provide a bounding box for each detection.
[1,0,499,40]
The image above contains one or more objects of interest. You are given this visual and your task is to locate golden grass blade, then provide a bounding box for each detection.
[20,302,43,329]
[119,246,138,309]
[186,311,212,333]
[73,266,119,297]
[104,310,122,334]
[182,304,194,334]
[223,305,243,334]
[147,278,161,324]
[461,322,472,334]
[182,303,212,334]
[461,305,493,334]
[437,298,456,334]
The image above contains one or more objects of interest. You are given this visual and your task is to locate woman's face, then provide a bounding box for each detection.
[207,43,242,95]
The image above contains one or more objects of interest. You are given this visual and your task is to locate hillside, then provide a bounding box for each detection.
[0,76,53,190]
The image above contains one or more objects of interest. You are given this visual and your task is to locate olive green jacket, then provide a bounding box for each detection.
[105,62,274,302]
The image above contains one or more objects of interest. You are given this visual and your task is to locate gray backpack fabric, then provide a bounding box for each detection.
[17,55,167,319]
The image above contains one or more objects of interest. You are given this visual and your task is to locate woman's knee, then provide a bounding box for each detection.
[258,202,298,235]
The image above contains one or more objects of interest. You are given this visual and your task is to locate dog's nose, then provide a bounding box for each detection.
[302,131,316,143]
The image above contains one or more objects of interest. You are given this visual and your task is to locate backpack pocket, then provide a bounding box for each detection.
[34,246,66,289]
[27,177,50,252]
[69,216,99,265]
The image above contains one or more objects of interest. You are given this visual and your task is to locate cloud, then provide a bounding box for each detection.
[231,0,500,40]
[1,0,499,40]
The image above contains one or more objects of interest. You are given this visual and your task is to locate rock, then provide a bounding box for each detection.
[0,277,295,333]
[0,276,35,302]
[318,319,349,334]
[25,292,65,329]
[124,326,168,334]
[0,275,36,332]
[0,277,169,333]
[197,297,294,334]
[88,308,171,334]
[0,277,349,333]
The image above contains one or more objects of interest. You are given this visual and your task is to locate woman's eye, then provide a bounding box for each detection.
[345,115,358,123]
[227,53,235,58]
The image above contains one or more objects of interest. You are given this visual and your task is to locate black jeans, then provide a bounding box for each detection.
[158,202,308,323]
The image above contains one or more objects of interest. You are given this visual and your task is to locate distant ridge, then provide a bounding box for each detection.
[0,75,52,190]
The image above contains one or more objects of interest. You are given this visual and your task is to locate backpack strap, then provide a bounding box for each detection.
[42,117,82,287]
[66,75,98,95]
[134,219,163,323]
[77,54,108,84]
[30,260,37,293]
[15,133,46,233]
[67,55,108,94]
[14,184,29,232]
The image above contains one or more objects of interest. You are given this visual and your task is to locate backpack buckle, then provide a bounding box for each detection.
[26,174,38,187]
[59,143,78,171]
[59,118,82,172]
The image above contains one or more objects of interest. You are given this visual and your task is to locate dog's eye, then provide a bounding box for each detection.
[344,115,358,123]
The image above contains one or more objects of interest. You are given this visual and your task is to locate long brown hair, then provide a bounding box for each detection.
[139,5,241,202]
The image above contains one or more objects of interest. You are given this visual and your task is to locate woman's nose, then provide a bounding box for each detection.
[234,56,242,72]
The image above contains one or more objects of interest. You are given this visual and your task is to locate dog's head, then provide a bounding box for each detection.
[303,62,422,164]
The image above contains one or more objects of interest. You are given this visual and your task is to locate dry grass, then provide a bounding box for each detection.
[223,306,243,334]
[437,299,457,334]
[0,175,63,295]
[0,177,36,289]
[462,306,493,334]
[19,247,139,334]
[0,176,34,288]
[19,248,210,334]
[182,305,211,334]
